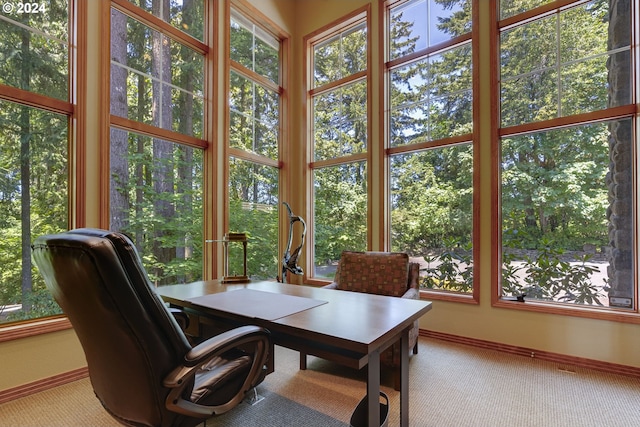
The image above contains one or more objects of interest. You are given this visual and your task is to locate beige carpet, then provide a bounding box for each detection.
[1,337,640,427]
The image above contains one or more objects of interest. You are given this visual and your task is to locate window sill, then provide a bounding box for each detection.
[0,316,71,343]
[419,289,478,304]
[492,298,640,324]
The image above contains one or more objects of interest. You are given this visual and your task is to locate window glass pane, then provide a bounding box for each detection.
[228,158,279,280]
[0,2,69,100]
[389,0,471,60]
[126,0,204,40]
[500,16,557,79]
[560,3,612,62]
[314,80,367,160]
[391,145,473,293]
[229,71,279,159]
[231,11,279,83]
[501,119,633,308]
[110,9,204,138]
[109,129,203,286]
[500,2,630,127]
[0,101,68,324]
[560,54,609,116]
[313,22,366,87]
[501,69,558,126]
[500,0,553,20]
[390,42,472,147]
[313,162,367,279]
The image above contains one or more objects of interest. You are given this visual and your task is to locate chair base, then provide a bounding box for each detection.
[243,387,265,406]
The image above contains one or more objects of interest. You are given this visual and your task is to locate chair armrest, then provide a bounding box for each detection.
[402,287,420,300]
[323,282,338,290]
[164,325,271,417]
[399,262,421,299]
[169,307,190,331]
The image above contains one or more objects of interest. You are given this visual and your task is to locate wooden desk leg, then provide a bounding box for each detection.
[300,352,307,370]
[400,329,409,427]
[367,349,381,427]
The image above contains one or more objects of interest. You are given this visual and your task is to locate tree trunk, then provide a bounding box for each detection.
[175,0,195,281]
[152,0,175,284]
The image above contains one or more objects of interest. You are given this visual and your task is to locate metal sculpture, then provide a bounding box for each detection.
[279,202,306,283]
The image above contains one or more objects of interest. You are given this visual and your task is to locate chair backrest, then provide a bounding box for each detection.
[32,228,191,427]
[333,251,410,296]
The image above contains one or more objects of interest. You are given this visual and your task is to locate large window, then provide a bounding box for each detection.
[110,1,206,285]
[497,1,635,311]
[0,1,71,324]
[228,2,285,280]
[385,0,475,300]
[307,8,369,280]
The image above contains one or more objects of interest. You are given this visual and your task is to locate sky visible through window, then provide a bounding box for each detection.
[391,0,462,55]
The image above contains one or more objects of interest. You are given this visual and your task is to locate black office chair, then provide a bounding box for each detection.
[31,228,271,427]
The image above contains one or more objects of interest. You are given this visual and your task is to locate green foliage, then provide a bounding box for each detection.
[502,238,607,305]
[313,163,368,264]
[112,137,204,286]
[109,2,207,287]
[2,286,62,322]
[501,121,610,252]
[228,199,278,280]
[0,98,68,324]
[0,0,68,100]
[129,0,205,41]
[391,145,473,254]
[420,239,473,293]
[228,158,279,280]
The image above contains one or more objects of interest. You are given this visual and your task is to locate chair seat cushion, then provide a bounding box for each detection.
[191,352,252,405]
[335,251,409,297]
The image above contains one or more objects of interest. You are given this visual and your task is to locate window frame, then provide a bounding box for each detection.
[225,0,289,280]
[0,0,84,336]
[304,5,371,285]
[105,0,211,281]
[490,0,640,323]
[108,0,209,151]
[383,0,480,304]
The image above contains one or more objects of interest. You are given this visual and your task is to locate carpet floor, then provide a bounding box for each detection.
[1,337,640,426]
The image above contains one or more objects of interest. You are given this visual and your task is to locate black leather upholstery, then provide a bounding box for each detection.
[32,228,271,427]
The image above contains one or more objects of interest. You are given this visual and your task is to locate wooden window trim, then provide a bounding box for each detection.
[225,0,290,281]
[491,0,640,322]
[499,106,637,138]
[382,0,479,304]
[386,33,472,70]
[310,153,368,169]
[111,0,208,54]
[309,70,367,97]
[228,147,280,169]
[498,0,584,29]
[230,61,282,95]
[386,134,473,155]
[0,317,72,343]
[304,4,371,282]
[110,115,209,150]
[0,85,73,115]
[0,0,84,333]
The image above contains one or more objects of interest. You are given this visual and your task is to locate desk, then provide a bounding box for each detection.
[157,281,432,427]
